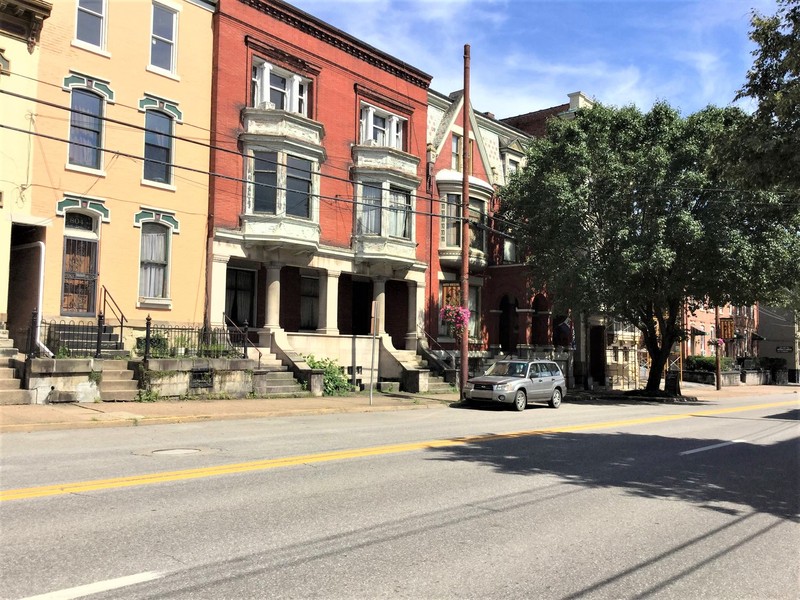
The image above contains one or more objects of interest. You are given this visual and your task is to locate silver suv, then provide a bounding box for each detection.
[462,359,566,411]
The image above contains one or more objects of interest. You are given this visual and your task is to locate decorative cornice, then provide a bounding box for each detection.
[237,0,431,89]
[0,0,52,52]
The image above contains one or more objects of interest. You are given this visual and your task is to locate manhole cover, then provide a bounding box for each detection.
[152,448,202,455]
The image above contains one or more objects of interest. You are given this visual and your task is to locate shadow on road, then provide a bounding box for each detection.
[428,409,800,521]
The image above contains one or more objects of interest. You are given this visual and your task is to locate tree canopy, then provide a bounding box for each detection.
[735,0,800,190]
[501,102,800,391]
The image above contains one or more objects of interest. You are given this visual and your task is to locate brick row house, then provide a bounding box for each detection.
[2,0,215,341]
[207,0,434,387]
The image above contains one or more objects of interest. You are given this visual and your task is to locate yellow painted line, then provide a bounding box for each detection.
[2,399,796,502]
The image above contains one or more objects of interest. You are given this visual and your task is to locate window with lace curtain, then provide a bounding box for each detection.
[68,88,103,170]
[139,222,169,299]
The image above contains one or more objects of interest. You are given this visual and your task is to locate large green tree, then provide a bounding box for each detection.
[735,0,800,310]
[735,0,799,190]
[502,102,800,391]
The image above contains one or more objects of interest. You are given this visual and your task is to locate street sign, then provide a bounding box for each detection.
[776,346,792,353]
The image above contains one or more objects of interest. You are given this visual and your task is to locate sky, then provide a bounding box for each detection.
[286,0,780,120]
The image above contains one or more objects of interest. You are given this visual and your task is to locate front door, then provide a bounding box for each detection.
[61,237,98,316]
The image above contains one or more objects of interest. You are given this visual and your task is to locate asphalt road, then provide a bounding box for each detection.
[1,393,798,599]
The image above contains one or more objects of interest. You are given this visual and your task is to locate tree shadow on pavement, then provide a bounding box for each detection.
[427,409,800,521]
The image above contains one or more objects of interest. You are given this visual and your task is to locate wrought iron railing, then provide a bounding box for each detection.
[223,313,262,368]
[100,286,127,347]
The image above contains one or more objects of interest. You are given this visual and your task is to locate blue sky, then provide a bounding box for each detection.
[287,0,779,119]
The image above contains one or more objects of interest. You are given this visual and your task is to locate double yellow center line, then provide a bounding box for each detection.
[2,399,796,502]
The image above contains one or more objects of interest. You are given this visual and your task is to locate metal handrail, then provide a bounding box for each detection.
[223,313,262,368]
[420,329,457,372]
[100,286,127,346]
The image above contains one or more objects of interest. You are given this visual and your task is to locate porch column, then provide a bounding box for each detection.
[404,281,421,350]
[373,277,386,334]
[317,270,340,335]
[209,254,229,328]
[264,263,282,328]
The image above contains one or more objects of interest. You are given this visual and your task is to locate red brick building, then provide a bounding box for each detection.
[207,0,432,382]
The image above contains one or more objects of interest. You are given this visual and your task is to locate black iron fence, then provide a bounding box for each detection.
[21,310,248,360]
[139,316,246,360]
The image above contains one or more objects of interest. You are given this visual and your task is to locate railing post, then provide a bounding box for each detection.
[95,312,104,358]
[144,315,152,362]
[27,309,39,360]
[242,320,249,359]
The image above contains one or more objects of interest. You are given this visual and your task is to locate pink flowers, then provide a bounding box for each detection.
[440,304,470,341]
[707,338,725,347]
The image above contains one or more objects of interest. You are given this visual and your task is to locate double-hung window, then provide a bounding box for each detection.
[251,59,309,116]
[253,151,278,214]
[69,89,103,170]
[286,156,312,218]
[150,2,177,74]
[359,182,381,234]
[76,0,105,49]
[469,199,486,252]
[358,182,412,239]
[143,111,173,184]
[441,194,461,247]
[388,187,411,239]
[249,151,314,219]
[139,222,170,299]
[360,104,404,150]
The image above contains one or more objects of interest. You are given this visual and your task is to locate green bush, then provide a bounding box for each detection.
[305,354,352,396]
[685,355,735,372]
[135,334,169,357]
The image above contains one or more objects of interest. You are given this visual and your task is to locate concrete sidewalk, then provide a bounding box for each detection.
[0,384,796,433]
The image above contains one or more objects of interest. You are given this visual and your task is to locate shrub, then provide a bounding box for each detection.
[684,355,735,372]
[135,334,168,357]
[305,354,352,396]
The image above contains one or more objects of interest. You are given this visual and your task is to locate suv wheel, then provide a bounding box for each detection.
[549,388,562,408]
[513,389,527,411]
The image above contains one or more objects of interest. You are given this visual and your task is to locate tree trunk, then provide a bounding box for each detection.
[646,349,669,391]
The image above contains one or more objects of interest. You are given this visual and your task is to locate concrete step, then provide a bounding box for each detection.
[99,380,139,392]
[0,329,8,340]
[0,347,20,358]
[427,382,456,393]
[0,389,36,405]
[256,387,309,398]
[99,368,135,378]
[100,389,140,402]
[0,368,17,380]
[0,338,15,349]
[0,378,22,391]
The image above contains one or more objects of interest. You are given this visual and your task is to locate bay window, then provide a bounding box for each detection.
[251,58,309,116]
[248,149,315,220]
[356,182,413,240]
[360,104,404,149]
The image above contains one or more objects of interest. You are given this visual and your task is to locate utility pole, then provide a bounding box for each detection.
[460,44,471,393]
[715,305,722,390]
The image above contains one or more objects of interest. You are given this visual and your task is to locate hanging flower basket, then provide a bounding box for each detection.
[707,338,725,348]
[440,304,470,342]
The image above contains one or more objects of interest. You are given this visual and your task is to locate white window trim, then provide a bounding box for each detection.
[252,58,309,116]
[73,0,108,53]
[246,147,319,222]
[66,87,106,174]
[360,103,405,150]
[149,1,180,77]
[437,282,481,341]
[137,220,173,308]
